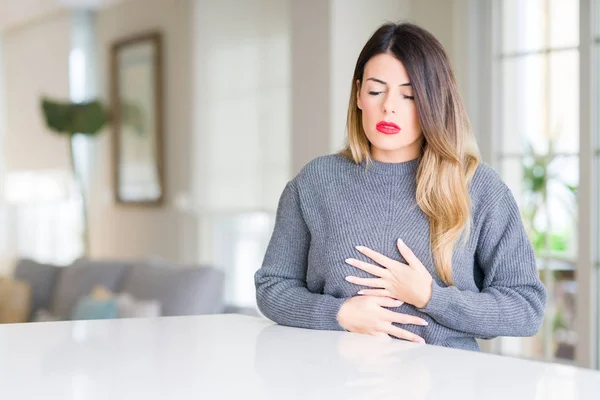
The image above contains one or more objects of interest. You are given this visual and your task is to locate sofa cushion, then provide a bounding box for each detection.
[13,259,61,319]
[121,261,225,316]
[50,259,132,319]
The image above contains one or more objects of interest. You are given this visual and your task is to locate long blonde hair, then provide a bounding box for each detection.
[341,23,480,285]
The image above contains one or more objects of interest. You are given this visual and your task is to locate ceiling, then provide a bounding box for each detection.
[0,0,128,32]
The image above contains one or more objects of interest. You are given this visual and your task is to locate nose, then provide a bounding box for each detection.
[382,93,396,114]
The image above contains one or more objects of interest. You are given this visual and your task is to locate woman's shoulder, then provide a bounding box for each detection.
[471,161,503,186]
[294,153,357,183]
[469,161,511,213]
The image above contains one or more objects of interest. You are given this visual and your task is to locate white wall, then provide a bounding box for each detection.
[2,11,72,172]
[191,0,291,304]
[290,0,330,175]
[89,0,292,265]
[0,1,131,32]
[90,0,197,262]
[192,0,291,214]
[410,0,456,63]
[0,1,63,32]
[453,0,495,164]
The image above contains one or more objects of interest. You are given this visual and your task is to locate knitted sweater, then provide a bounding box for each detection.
[254,154,547,350]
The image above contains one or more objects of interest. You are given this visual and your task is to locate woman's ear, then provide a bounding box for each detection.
[356,79,363,110]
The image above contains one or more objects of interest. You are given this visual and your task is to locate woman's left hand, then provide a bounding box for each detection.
[344,239,433,309]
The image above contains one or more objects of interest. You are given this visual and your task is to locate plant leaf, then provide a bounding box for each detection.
[41,98,107,135]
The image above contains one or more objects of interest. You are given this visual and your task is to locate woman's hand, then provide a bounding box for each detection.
[337,295,427,343]
[344,239,434,308]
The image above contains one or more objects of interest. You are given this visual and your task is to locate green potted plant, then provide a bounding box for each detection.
[522,140,577,257]
[40,97,108,255]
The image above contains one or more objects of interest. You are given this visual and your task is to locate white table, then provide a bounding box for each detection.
[0,314,598,399]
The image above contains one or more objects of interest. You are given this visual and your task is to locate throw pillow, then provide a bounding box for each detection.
[70,285,118,321]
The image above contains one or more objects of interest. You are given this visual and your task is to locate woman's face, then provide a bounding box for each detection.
[357,53,423,162]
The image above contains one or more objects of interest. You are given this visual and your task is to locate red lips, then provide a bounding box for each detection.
[376,121,401,135]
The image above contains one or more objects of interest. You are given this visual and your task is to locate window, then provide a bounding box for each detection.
[495,0,580,362]
[592,0,600,370]
[206,212,274,308]
[3,171,83,264]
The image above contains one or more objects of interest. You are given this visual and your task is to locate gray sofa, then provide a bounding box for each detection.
[13,257,226,322]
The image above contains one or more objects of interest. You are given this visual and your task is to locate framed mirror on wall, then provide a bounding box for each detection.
[110,31,164,206]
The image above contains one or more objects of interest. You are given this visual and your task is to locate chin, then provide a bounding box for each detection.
[369,139,412,152]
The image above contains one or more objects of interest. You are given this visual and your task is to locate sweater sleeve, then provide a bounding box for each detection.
[418,187,547,339]
[254,180,348,330]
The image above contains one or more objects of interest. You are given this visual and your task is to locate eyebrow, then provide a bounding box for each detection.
[366,77,412,87]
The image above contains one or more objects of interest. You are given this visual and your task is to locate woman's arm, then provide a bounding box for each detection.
[254,181,347,330]
[418,187,547,338]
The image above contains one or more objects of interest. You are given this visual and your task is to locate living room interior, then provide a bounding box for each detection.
[0,0,599,373]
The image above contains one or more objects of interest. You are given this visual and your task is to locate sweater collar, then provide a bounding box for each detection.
[360,156,421,176]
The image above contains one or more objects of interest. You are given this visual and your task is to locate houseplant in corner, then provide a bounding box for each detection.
[40,98,108,255]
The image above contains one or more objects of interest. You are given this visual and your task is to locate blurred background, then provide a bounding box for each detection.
[0,0,598,370]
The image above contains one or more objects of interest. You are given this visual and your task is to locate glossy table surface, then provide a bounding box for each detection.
[0,314,598,399]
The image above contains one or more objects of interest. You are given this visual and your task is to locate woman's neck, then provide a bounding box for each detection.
[371,147,421,163]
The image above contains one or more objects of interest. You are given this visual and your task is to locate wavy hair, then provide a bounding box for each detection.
[340,23,480,285]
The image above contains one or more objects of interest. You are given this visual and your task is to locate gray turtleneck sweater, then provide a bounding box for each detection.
[254,154,547,350]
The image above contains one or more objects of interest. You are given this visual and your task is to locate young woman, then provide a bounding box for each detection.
[254,22,547,350]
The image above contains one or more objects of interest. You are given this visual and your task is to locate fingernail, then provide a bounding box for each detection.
[345,276,352,282]
[419,338,426,344]
[345,258,353,264]
[421,320,428,326]
[357,290,364,295]
[397,238,404,246]
[396,300,404,306]
[355,245,365,251]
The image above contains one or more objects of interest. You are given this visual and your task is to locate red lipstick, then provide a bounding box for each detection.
[376,121,401,135]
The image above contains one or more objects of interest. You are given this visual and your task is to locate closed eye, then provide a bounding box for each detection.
[368,91,414,100]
